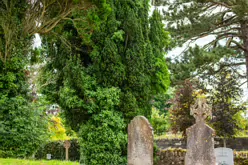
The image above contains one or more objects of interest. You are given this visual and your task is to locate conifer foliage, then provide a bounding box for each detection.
[160,0,248,84]
[39,0,170,164]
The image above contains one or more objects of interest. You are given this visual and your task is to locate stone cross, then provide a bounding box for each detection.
[128,116,153,165]
[185,98,216,165]
[64,140,71,161]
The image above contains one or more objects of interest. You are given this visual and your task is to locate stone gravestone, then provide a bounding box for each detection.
[185,98,216,165]
[215,147,234,165]
[128,116,153,165]
[46,153,52,160]
[64,140,71,161]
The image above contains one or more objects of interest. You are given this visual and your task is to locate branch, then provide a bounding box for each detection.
[209,1,232,9]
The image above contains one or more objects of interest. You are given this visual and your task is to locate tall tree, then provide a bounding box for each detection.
[169,80,200,136]
[208,66,246,147]
[0,0,88,158]
[158,0,248,84]
[0,0,49,157]
[39,1,171,164]
[39,1,171,128]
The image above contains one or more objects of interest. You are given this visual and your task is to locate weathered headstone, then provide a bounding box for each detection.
[185,98,216,165]
[215,147,234,165]
[46,153,52,160]
[64,140,71,161]
[128,116,153,165]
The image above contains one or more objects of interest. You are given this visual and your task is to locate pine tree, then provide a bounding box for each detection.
[160,0,248,84]
[208,66,246,147]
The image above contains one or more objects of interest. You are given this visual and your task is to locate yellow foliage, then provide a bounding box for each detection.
[193,90,206,98]
[48,116,70,141]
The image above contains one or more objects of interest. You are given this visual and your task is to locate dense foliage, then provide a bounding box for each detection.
[79,109,127,165]
[0,0,50,158]
[150,107,170,136]
[169,80,200,136]
[208,67,246,142]
[38,1,171,163]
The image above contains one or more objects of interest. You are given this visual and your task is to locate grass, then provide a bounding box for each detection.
[0,158,79,165]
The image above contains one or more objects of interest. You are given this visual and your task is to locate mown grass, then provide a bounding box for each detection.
[0,158,79,165]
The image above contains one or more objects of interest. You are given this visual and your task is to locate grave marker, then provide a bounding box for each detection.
[128,116,153,165]
[185,98,216,165]
[215,147,234,165]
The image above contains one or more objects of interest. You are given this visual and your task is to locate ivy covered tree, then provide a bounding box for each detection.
[0,0,50,157]
[40,1,170,128]
[0,0,87,158]
[39,1,171,164]
[208,66,246,147]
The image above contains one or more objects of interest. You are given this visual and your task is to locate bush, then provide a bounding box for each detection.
[0,96,49,158]
[79,110,127,165]
[35,139,80,161]
[151,107,170,135]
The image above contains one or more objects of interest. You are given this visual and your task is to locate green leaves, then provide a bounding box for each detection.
[0,96,49,158]
[79,110,127,165]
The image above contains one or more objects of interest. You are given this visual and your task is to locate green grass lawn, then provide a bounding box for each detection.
[0,158,79,165]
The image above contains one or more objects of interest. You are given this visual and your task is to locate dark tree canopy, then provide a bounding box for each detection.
[39,0,171,130]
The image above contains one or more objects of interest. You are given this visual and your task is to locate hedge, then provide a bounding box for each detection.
[35,139,79,161]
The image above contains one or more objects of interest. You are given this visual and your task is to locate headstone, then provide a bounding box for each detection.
[128,116,153,165]
[46,153,52,160]
[64,140,71,161]
[215,147,234,165]
[185,98,216,165]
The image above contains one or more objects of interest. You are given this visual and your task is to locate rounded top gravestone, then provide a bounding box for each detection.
[215,147,234,165]
[128,116,153,165]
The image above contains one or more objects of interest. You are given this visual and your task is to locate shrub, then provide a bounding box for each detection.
[0,96,49,158]
[79,110,127,165]
[151,107,170,135]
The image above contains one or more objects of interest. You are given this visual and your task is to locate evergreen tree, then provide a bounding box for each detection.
[40,1,171,128]
[169,80,198,136]
[39,1,171,164]
[0,1,49,157]
[208,66,246,146]
[159,0,248,84]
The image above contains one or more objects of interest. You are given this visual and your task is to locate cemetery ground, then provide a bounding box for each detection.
[0,158,79,165]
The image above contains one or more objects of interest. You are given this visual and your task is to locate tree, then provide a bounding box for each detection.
[208,66,246,147]
[150,107,170,136]
[0,96,49,158]
[39,1,171,163]
[0,0,92,158]
[0,1,51,157]
[159,0,248,84]
[169,80,201,136]
[39,1,171,127]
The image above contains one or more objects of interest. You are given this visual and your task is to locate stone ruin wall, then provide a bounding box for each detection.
[157,148,186,165]
[156,149,248,165]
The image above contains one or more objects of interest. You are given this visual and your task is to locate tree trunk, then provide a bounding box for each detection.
[223,138,226,148]
[241,21,248,86]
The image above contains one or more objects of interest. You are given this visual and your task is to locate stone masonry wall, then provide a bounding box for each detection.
[156,137,248,151]
[157,149,186,165]
[157,149,248,165]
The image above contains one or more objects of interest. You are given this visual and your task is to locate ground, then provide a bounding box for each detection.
[0,158,79,165]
